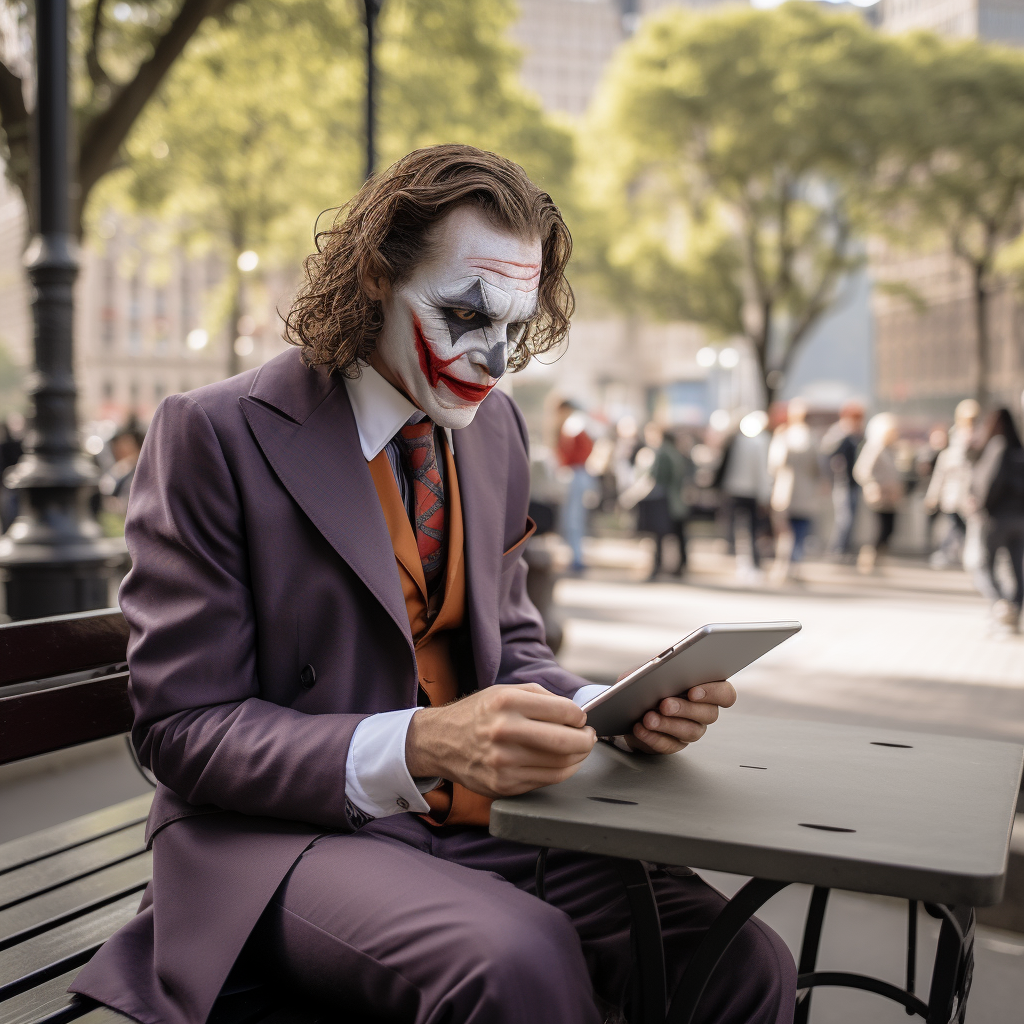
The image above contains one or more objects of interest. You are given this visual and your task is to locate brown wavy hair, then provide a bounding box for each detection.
[284,144,574,377]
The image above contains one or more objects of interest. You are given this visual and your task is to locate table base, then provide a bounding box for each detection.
[536,852,976,1024]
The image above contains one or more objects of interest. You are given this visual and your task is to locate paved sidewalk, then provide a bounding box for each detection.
[557,537,1024,742]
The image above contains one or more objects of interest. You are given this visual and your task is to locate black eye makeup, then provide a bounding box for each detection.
[442,306,491,342]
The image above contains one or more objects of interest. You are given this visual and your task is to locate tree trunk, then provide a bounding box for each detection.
[972,265,990,409]
[227,261,243,379]
[754,299,774,410]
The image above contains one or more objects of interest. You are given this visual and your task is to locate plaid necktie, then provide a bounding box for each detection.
[396,422,446,584]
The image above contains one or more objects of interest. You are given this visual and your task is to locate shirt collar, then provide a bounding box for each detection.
[344,362,453,461]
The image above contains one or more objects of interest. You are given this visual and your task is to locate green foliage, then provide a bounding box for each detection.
[578,2,912,403]
[92,0,573,279]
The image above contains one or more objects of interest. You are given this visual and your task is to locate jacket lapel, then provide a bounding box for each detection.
[239,351,413,654]
[453,407,506,689]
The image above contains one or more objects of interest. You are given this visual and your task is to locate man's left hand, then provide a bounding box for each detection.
[623,681,737,754]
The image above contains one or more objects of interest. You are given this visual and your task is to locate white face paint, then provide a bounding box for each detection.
[374,205,542,429]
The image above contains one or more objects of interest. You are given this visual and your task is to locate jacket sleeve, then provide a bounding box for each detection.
[121,394,364,831]
[492,395,591,701]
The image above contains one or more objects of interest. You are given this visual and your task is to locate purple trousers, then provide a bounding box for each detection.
[246,813,796,1024]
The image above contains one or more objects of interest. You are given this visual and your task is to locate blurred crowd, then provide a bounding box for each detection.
[532,392,1024,634]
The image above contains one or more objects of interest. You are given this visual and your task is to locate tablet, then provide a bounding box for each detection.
[581,620,801,738]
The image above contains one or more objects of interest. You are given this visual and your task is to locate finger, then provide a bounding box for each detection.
[487,739,595,770]
[657,698,720,726]
[630,722,688,754]
[641,711,707,744]
[686,680,737,708]
[492,718,597,756]
[490,760,591,796]
[623,733,687,755]
[497,686,588,728]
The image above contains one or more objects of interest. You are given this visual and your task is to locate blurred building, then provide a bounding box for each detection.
[0,177,290,427]
[880,0,1024,43]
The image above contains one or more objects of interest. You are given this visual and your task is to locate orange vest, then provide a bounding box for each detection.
[367,437,494,827]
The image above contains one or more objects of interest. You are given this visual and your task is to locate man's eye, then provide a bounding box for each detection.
[451,308,478,322]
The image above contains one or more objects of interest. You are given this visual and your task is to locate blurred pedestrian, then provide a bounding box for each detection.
[969,408,1024,632]
[853,413,903,573]
[820,401,864,561]
[634,423,690,580]
[924,399,980,569]
[719,410,771,581]
[767,398,819,584]
[99,422,144,520]
[917,425,948,553]
[555,400,594,573]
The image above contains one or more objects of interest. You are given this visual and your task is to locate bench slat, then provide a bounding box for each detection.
[0,894,141,999]
[0,613,128,689]
[0,968,81,1024]
[0,799,152,879]
[0,828,146,915]
[0,854,152,950]
[0,676,133,769]
[52,1010,130,1024]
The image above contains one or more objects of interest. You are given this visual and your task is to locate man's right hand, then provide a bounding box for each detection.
[405,683,597,799]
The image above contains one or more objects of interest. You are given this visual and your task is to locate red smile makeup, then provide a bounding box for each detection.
[413,314,494,404]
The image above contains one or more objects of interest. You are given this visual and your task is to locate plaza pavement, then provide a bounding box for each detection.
[555,536,1024,1022]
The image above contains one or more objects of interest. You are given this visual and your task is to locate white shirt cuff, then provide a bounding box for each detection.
[346,708,436,819]
[573,683,610,708]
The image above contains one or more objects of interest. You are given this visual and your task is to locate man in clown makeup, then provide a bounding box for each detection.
[73,147,796,1024]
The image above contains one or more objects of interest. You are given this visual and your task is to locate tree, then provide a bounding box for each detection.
[0,0,244,238]
[879,35,1024,408]
[578,4,910,407]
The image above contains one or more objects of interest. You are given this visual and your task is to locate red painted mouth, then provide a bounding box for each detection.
[413,314,494,405]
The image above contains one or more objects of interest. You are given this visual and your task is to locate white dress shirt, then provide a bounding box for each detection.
[342,364,608,821]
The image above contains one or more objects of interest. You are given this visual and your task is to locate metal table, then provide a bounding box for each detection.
[490,714,1023,1024]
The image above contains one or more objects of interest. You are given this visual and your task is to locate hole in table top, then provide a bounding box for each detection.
[871,742,913,749]
[588,796,638,805]
[740,765,768,770]
[799,823,857,833]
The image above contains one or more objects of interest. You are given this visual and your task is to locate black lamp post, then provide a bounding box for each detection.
[363,0,382,181]
[0,0,126,620]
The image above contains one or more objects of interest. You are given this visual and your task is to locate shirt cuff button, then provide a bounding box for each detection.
[396,796,410,811]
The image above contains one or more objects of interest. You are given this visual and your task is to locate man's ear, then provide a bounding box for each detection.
[362,271,391,303]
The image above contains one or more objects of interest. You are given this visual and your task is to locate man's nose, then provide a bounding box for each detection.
[481,341,507,379]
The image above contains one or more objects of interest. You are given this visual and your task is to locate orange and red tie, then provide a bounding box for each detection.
[396,422,446,583]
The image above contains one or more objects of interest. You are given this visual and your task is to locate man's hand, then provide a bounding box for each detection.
[406,683,597,799]
[623,681,737,755]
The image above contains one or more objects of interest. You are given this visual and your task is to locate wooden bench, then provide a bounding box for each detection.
[0,609,337,1024]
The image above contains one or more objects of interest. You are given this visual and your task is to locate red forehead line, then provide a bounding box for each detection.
[467,257,541,282]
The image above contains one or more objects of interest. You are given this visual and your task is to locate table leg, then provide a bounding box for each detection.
[906,900,917,1015]
[794,886,830,1024]
[612,859,667,1024]
[666,877,790,1024]
[923,904,974,1024]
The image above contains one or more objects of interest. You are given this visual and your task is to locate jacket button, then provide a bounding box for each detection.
[299,664,316,689]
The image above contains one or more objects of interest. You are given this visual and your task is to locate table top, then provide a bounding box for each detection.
[490,714,1024,906]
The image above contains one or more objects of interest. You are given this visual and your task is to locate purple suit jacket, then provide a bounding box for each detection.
[71,349,587,1024]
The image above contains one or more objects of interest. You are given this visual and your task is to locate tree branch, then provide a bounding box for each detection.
[86,0,111,89]
[76,0,239,229]
[0,55,34,220]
